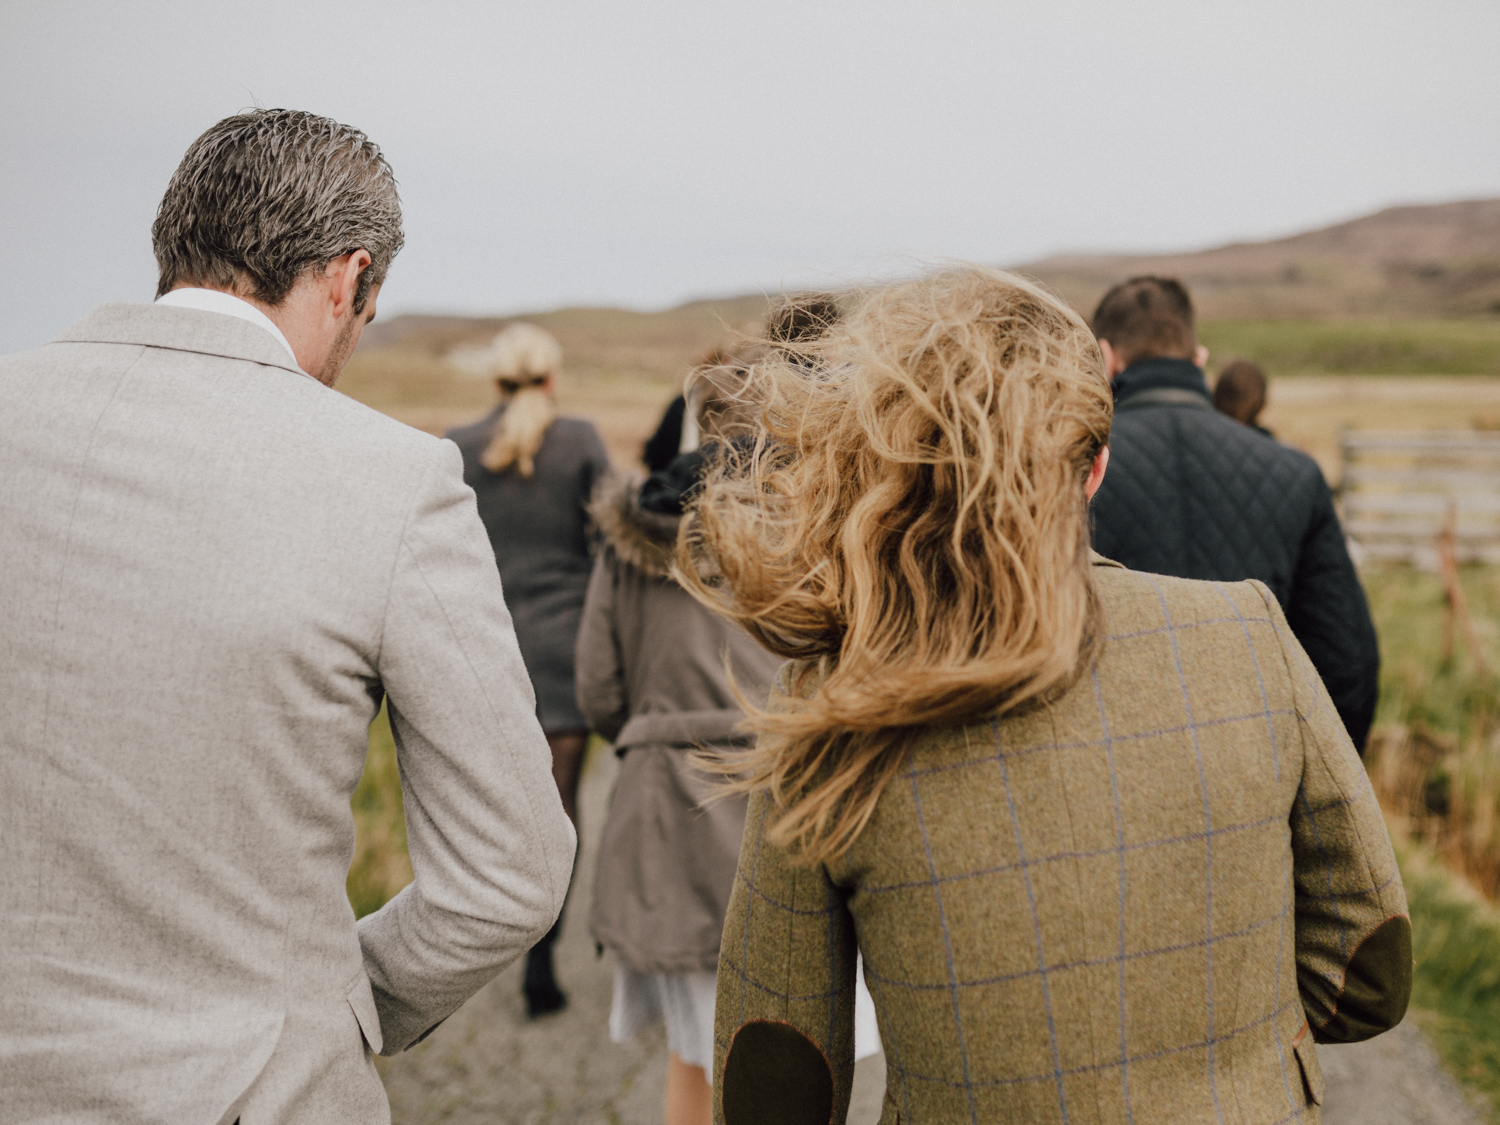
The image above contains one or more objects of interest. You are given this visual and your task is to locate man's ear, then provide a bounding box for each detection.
[1098,339,1127,380]
[327,250,373,320]
[1194,344,1210,369]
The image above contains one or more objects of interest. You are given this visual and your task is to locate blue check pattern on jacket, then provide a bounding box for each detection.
[714,561,1409,1125]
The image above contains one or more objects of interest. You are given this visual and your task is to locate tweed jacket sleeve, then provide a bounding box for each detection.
[714,792,858,1125]
[357,440,578,1054]
[1257,581,1412,1044]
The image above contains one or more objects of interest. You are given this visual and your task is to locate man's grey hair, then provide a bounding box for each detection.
[152,109,404,313]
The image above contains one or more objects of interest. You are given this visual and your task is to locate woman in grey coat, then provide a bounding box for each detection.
[446,323,610,1016]
[576,445,784,1125]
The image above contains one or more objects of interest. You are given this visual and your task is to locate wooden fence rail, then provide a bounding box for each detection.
[1339,430,1500,567]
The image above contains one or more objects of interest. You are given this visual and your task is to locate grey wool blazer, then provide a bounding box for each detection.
[0,305,576,1125]
[714,560,1410,1125]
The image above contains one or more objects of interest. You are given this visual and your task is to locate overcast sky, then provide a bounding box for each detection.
[3,0,1498,353]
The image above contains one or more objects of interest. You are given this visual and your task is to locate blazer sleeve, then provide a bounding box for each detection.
[1256,581,1411,1044]
[713,790,858,1125]
[358,440,577,1055]
[575,550,629,743]
[1285,476,1380,753]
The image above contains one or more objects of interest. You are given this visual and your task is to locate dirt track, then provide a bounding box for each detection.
[377,748,1486,1125]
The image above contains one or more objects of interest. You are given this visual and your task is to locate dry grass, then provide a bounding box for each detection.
[340,305,1500,477]
[1395,837,1500,1117]
[341,294,773,462]
[1365,565,1500,898]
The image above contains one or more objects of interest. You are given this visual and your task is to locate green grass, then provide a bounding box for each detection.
[1364,567,1500,743]
[1199,319,1500,376]
[346,704,412,919]
[1363,566,1500,1112]
[1398,839,1500,1118]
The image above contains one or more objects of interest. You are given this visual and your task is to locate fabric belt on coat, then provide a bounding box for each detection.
[614,709,753,750]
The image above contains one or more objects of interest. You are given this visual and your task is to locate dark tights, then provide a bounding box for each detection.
[547,729,588,827]
[524,728,588,1017]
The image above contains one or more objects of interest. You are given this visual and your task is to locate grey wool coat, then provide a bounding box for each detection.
[0,305,576,1125]
[715,559,1410,1125]
[577,472,785,975]
[447,406,611,733]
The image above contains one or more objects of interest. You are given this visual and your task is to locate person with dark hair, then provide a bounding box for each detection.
[1089,276,1380,751]
[644,394,690,472]
[765,292,841,364]
[643,348,729,472]
[1215,357,1272,434]
[444,323,611,1017]
[642,296,840,472]
[0,111,575,1122]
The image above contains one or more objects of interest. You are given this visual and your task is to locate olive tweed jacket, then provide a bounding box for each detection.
[714,560,1410,1125]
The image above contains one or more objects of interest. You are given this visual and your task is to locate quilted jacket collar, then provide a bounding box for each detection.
[1112,357,1211,408]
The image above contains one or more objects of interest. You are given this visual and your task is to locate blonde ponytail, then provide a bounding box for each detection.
[447,322,564,479]
[482,382,557,477]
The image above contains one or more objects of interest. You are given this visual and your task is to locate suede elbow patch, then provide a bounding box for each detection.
[1313,915,1413,1044]
[722,1019,834,1125]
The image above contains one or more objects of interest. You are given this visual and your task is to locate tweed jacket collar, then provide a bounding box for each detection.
[50,302,310,381]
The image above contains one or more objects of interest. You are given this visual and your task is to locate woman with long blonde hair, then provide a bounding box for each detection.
[688,267,1409,1124]
[446,322,611,1017]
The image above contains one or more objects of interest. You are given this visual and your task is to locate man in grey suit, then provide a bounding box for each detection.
[0,110,576,1123]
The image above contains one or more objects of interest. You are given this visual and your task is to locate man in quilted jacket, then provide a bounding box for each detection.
[1089,276,1380,751]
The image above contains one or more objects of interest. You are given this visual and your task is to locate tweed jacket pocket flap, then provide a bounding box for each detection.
[1292,1033,1324,1106]
[346,972,384,1054]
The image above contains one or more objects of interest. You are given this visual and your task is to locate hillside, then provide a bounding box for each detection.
[340,197,1500,457]
[1017,198,1500,319]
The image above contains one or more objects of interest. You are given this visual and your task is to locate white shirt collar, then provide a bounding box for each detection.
[154,288,302,369]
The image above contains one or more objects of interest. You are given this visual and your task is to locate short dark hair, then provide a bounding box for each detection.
[1091,276,1196,366]
[1213,359,1268,425]
[766,292,841,370]
[152,109,404,313]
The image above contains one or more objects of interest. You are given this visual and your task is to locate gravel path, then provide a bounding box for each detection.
[378,748,1487,1124]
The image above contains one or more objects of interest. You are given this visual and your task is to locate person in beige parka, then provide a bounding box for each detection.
[577,433,784,1125]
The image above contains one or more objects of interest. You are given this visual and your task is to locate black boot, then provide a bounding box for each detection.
[523,918,567,1018]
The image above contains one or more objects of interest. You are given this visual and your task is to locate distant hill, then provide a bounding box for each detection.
[358,293,771,370]
[361,198,1500,364]
[1016,198,1500,319]
[342,198,1500,446]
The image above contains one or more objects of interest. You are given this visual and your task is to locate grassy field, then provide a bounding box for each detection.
[1200,318,1500,378]
[341,311,1500,473]
[1398,840,1500,1117]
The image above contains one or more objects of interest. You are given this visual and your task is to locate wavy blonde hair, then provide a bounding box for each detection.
[680,266,1112,864]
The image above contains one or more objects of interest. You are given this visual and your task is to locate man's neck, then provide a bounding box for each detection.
[1112,356,1210,405]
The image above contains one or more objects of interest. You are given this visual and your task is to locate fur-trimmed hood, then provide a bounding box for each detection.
[589,472,683,579]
